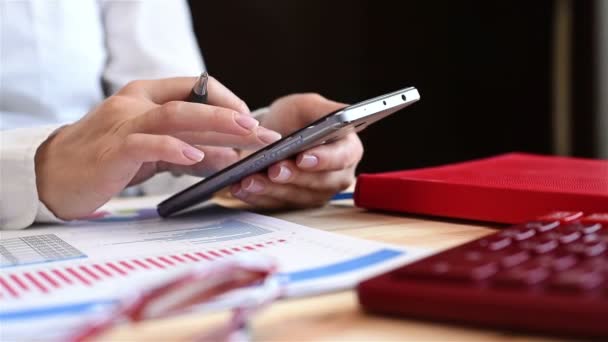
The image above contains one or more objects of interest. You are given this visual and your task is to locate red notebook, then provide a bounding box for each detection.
[354,153,608,224]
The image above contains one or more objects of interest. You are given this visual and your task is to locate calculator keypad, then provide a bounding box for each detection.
[359,211,608,338]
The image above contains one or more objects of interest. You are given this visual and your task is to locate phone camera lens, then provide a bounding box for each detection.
[401,94,406,101]
[382,101,386,105]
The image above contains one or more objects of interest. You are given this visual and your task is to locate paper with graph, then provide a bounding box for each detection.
[0,204,425,339]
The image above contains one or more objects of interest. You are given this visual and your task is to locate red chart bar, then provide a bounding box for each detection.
[182,253,199,262]
[232,247,242,252]
[207,250,222,258]
[52,269,73,285]
[157,256,175,266]
[0,277,19,297]
[244,246,255,251]
[255,244,265,248]
[106,262,127,276]
[171,255,186,263]
[131,259,150,270]
[9,274,29,291]
[119,261,136,271]
[79,265,101,281]
[195,252,212,260]
[145,258,166,269]
[38,271,60,288]
[278,239,286,243]
[93,264,113,277]
[220,249,232,255]
[66,267,92,286]
[23,272,48,293]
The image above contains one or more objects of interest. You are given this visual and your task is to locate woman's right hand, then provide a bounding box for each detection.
[35,77,281,220]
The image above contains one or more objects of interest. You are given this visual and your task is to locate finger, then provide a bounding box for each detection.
[230,183,286,209]
[295,133,363,171]
[161,146,240,177]
[207,76,250,114]
[232,174,334,207]
[175,126,282,149]
[128,101,261,136]
[267,160,355,192]
[119,77,249,114]
[100,133,205,184]
[117,133,205,165]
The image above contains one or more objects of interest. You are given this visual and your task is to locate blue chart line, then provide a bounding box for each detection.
[0,248,403,321]
[113,219,272,245]
[279,249,403,282]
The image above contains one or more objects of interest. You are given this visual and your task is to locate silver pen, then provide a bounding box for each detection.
[188,71,209,104]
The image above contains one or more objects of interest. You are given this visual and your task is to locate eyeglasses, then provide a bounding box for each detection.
[68,256,281,342]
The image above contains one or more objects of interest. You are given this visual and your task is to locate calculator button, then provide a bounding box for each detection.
[561,222,603,235]
[581,233,608,244]
[499,250,531,268]
[544,229,581,244]
[565,238,607,257]
[458,249,529,269]
[494,262,550,287]
[519,237,559,254]
[478,236,512,251]
[535,252,578,271]
[537,211,584,223]
[499,226,536,241]
[549,268,604,291]
[579,223,603,235]
[395,255,498,281]
[525,221,560,233]
[432,260,498,281]
[579,257,608,275]
[581,213,608,224]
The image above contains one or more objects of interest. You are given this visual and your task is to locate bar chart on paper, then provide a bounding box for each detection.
[0,205,425,339]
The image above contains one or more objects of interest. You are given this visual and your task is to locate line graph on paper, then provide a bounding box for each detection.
[113,219,273,245]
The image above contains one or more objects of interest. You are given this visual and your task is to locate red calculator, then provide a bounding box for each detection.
[357,211,608,338]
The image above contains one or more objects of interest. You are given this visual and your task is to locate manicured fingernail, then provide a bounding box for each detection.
[298,154,318,168]
[271,165,292,182]
[183,147,204,162]
[257,127,282,144]
[239,102,251,114]
[232,185,248,199]
[244,178,264,193]
[235,113,259,130]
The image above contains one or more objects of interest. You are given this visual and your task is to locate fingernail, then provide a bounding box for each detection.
[232,185,248,199]
[270,165,292,182]
[298,154,318,168]
[239,102,251,115]
[244,178,265,193]
[183,147,204,162]
[257,127,282,144]
[235,113,259,130]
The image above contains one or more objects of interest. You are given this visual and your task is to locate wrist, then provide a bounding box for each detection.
[34,126,67,219]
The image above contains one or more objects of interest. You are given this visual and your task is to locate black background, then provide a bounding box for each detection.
[187,1,596,173]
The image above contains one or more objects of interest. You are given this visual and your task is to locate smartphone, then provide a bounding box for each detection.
[158,87,421,217]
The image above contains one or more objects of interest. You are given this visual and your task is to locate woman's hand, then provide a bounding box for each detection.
[35,77,281,220]
[230,93,363,208]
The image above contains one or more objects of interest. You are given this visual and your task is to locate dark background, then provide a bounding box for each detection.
[187,0,597,173]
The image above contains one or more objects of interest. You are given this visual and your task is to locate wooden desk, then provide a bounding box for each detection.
[104,200,561,342]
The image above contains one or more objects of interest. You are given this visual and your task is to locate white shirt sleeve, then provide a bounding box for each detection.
[0,126,64,230]
[100,0,205,94]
